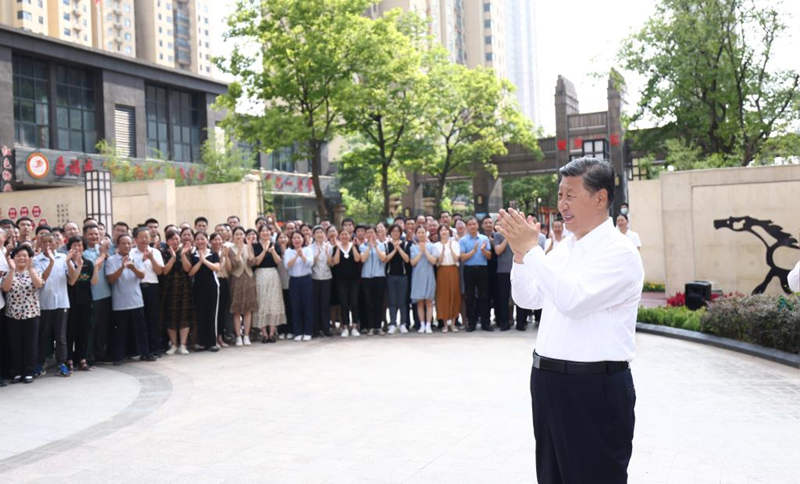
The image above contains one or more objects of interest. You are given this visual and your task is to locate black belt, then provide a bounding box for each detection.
[533,351,628,375]
[140,282,157,287]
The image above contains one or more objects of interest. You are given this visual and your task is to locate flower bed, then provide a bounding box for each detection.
[639,293,800,354]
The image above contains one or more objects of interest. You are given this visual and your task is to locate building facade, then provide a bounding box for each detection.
[0,0,49,36]
[0,24,226,193]
[504,0,537,125]
[91,0,136,58]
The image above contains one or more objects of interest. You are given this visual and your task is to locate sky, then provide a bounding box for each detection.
[207,0,800,136]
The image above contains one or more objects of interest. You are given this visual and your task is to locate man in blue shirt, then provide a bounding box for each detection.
[106,233,153,365]
[83,223,113,363]
[459,217,493,331]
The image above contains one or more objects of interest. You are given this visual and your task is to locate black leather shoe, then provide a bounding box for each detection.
[0,379,7,387]
[142,354,157,361]
[483,325,495,332]
[516,324,527,331]
[23,376,34,384]
[466,326,476,332]
[207,346,220,352]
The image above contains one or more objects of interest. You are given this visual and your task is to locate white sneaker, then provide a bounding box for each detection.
[418,324,425,334]
[399,324,408,334]
[341,328,350,337]
[243,336,252,346]
[387,325,397,335]
[294,335,303,341]
[351,328,360,337]
[165,345,177,355]
[235,336,243,347]
[178,345,189,355]
[287,333,294,340]
[302,335,311,341]
[425,323,433,334]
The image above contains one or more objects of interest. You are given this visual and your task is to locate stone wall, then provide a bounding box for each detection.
[629,164,800,296]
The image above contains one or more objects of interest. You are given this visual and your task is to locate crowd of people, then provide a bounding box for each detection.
[0,209,640,386]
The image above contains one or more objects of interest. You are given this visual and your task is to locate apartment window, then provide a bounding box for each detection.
[158,26,162,33]
[106,12,112,21]
[62,0,68,4]
[55,65,97,152]
[107,41,113,48]
[168,55,173,62]
[204,17,208,24]
[266,146,296,172]
[146,85,204,162]
[124,32,131,40]
[204,29,208,36]
[168,42,173,49]
[166,3,171,9]
[123,4,129,12]
[167,29,172,35]
[63,13,70,20]
[483,2,490,12]
[485,53,493,61]
[63,28,70,36]
[17,11,32,21]
[159,40,163,47]
[485,35,491,44]
[124,18,130,27]
[38,16,43,24]
[38,0,42,6]
[13,56,49,148]
[159,54,163,60]
[158,13,162,20]
[125,46,131,55]
[484,19,491,28]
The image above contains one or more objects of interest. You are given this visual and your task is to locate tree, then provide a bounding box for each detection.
[199,133,257,184]
[620,0,800,166]
[502,174,558,215]
[418,52,537,211]
[339,10,428,218]
[216,0,375,219]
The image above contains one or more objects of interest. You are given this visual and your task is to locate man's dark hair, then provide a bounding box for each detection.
[132,225,149,238]
[51,227,64,235]
[227,215,240,222]
[82,223,99,234]
[0,219,14,226]
[393,215,405,223]
[558,156,614,207]
[16,216,33,227]
[113,221,129,230]
[342,217,355,226]
[82,217,97,225]
[144,218,159,226]
[439,211,451,218]
[35,225,52,235]
[194,216,208,226]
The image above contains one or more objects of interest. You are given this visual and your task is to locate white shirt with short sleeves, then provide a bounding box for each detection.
[131,246,164,284]
[789,261,800,292]
[511,218,644,362]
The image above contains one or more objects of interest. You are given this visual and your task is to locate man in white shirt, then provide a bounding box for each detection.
[131,226,164,357]
[498,157,643,483]
[789,259,799,292]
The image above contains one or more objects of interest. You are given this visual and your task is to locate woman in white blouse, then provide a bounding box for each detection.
[434,225,461,333]
[284,232,315,341]
[616,214,641,251]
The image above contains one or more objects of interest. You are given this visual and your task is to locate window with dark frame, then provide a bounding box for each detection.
[55,65,97,153]
[13,56,49,148]
[146,85,204,162]
[582,139,608,161]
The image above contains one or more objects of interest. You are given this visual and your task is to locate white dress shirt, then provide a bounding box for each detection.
[433,240,460,266]
[131,246,164,284]
[511,218,644,362]
[789,261,800,292]
[621,229,642,249]
[33,252,70,310]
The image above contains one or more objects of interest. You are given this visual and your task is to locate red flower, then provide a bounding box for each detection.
[197,172,205,181]
[666,292,686,307]
[179,167,186,179]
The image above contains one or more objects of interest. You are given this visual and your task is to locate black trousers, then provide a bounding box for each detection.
[0,313,5,379]
[463,266,489,329]
[337,278,360,327]
[91,297,112,363]
[194,283,219,348]
[140,284,163,354]
[360,277,386,331]
[495,273,512,329]
[7,317,39,377]
[216,278,232,339]
[279,289,291,335]
[312,278,332,334]
[531,364,636,484]
[67,302,92,362]
[39,308,69,366]
[112,308,148,362]
[289,275,313,336]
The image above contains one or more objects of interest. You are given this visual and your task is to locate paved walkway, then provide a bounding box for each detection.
[0,330,798,483]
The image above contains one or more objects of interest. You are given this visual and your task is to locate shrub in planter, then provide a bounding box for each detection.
[700,294,800,354]
[637,306,704,330]
[643,281,665,292]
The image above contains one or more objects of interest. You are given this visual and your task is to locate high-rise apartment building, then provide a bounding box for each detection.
[463,0,506,80]
[505,0,537,124]
[135,0,212,75]
[0,0,49,36]
[47,0,92,48]
[91,0,136,58]
[368,0,445,48]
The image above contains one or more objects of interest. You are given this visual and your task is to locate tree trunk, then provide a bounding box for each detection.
[309,140,329,220]
[381,161,390,219]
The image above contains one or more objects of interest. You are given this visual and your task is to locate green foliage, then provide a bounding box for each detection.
[338,10,428,218]
[664,138,740,171]
[502,174,557,214]
[638,306,705,331]
[643,281,666,292]
[414,50,538,211]
[198,134,254,184]
[338,137,408,220]
[619,0,800,165]
[751,132,800,165]
[216,0,377,219]
[700,294,800,353]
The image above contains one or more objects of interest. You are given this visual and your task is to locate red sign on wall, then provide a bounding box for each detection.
[557,139,567,151]
[20,206,29,217]
[8,208,17,219]
[32,205,42,218]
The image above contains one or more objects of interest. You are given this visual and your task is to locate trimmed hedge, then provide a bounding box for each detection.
[638,306,703,331]
[643,281,665,292]
[639,294,800,354]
